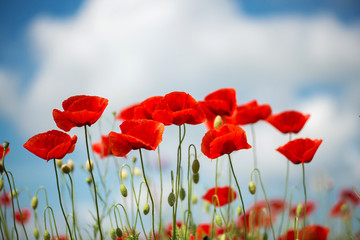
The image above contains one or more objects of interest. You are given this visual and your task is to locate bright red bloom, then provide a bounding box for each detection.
[152,92,205,126]
[0,192,11,207]
[266,111,310,134]
[290,201,316,218]
[278,225,330,240]
[201,88,237,117]
[53,95,108,131]
[109,119,164,157]
[232,100,272,125]
[201,124,251,159]
[202,186,237,207]
[15,208,31,224]
[92,135,112,159]
[1,145,10,159]
[340,188,360,206]
[24,130,77,161]
[276,138,322,164]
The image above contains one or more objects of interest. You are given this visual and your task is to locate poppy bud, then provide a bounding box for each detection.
[213,115,223,128]
[86,159,94,171]
[110,228,116,240]
[180,187,186,201]
[193,173,199,184]
[86,177,92,185]
[262,231,268,240]
[143,202,150,215]
[116,227,123,238]
[0,162,3,173]
[120,169,128,180]
[192,159,200,174]
[31,196,39,210]
[132,157,137,163]
[67,159,74,172]
[341,203,348,213]
[120,184,128,197]
[296,203,303,217]
[168,192,175,207]
[215,214,222,227]
[248,181,256,195]
[0,179,3,191]
[204,202,210,213]
[43,230,50,240]
[237,206,242,216]
[56,159,62,167]
[11,189,19,198]
[33,228,40,239]
[133,167,142,177]
[61,164,71,174]
[3,141,9,149]
[192,195,198,204]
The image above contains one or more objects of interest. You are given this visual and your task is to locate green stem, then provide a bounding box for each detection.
[158,146,163,238]
[228,154,247,239]
[211,158,219,239]
[68,175,77,240]
[185,144,197,239]
[84,126,103,240]
[43,206,60,239]
[301,163,307,240]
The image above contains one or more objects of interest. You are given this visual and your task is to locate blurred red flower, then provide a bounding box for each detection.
[276,138,322,164]
[340,188,360,206]
[232,100,272,125]
[0,191,11,207]
[23,130,77,161]
[0,145,10,159]
[15,208,31,224]
[53,95,108,131]
[278,225,330,240]
[109,119,164,157]
[165,221,182,237]
[116,96,163,121]
[202,186,237,207]
[290,201,316,218]
[266,111,310,134]
[92,135,112,159]
[329,199,351,219]
[195,223,224,239]
[52,235,69,240]
[201,124,251,159]
[152,92,205,126]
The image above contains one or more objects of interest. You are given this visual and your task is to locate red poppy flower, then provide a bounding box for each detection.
[109,119,164,157]
[232,100,272,125]
[152,92,205,126]
[290,201,316,218]
[276,138,322,164]
[278,225,330,240]
[202,186,237,207]
[52,235,69,240]
[92,135,112,159]
[0,191,11,207]
[15,208,31,224]
[330,199,351,219]
[201,124,251,159]
[116,103,140,121]
[250,199,287,217]
[1,145,10,159]
[24,130,77,161]
[266,111,310,134]
[340,188,360,206]
[53,95,108,131]
[201,88,237,117]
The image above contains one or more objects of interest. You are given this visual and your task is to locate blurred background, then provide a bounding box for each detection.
[1,0,360,238]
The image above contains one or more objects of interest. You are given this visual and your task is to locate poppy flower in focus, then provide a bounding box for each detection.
[266,111,310,134]
[232,100,272,125]
[109,119,165,157]
[15,208,31,224]
[278,225,330,240]
[276,138,322,165]
[201,88,237,117]
[53,95,108,131]
[202,186,237,207]
[1,145,10,159]
[152,92,205,126]
[0,192,11,207]
[24,130,77,161]
[340,188,360,206]
[92,135,112,159]
[290,201,316,218]
[201,124,251,159]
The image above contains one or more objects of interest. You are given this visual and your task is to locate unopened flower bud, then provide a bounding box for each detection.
[116,227,122,238]
[192,195,198,204]
[296,203,303,217]
[110,228,116,240]
[213,115,223,128]
[237,206,242,216]
[193,173,199,184]
[143,202,150,215]
[0,179,3,191]
[31,196,38,210]
[3,141,9,149]
[33,228,40,239]
[180,187,186,201]
[86,159,94,171]
[43,230,50,240]
[205,202,210,213]
[133,167,142,177]
[341,203,348,213]
[192,159,200,174]
[67,159,74,172]
[120,184,128,197]
[120,169,128,180]
[61,164,71,174]
[11,189,19,198]
[86,177,92,185]
[248,181,256,195]
[168,192,175,207]
[132,157,137,163]
[215,214,222,227]
[56,159,62,167]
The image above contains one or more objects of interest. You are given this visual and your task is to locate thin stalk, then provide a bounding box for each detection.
[157,146,163,238]
[210,158,219,239]
[301,163,307,240]
[43,206,60,239]
[68,174,78,240]
[185,144,197,238]
[251,124,258,206]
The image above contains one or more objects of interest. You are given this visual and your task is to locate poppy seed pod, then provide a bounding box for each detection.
[110,228,116,240]
[116,227,123,238]
[31,196,39,210]
[143,202,150,215]
[296,203,303,217]
[61,164,71,174]
[67,159,74,172]
[168,192,175,207]
[3,141,9,149]
[86,159,94,171]
[43,230,50,240]
[192,159,200,174]
[213,115,223,128]
[33,228,39,239]
[180,187,186,201]
[193,173,199,184]
[248,181,256,195]
[215,214,222,227]
[120,184,128,197]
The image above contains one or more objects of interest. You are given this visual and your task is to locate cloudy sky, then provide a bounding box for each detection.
[1,0,360,236]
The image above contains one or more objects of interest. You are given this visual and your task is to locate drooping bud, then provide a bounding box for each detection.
[296,203,303,217]
[3,141,9,149]
[33,228,40,239]
[236,206,242,216]
[213,115,223,128]
[192,159,200,174]
[120,184,128,197]
[192,195,198,204]
[193,173,199,184]
[180,187,186,201]
[168,192,175,207]
[56,159,62,167]
[31,196,39,210]
[248,181,256,195]
[67,159,74,172]
[110,228,116,240]
[143,203,150,215]
[86,177,92,185]
[43,230,50,240]
[133,167,142,177]
[215,214,222,227]
[61,164,71,174]
[86,159,94,171]
[116,227,123,238]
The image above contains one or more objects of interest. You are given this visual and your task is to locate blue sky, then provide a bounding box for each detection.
[1,0,360,237]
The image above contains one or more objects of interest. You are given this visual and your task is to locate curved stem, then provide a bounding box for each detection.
[228,154,247,239]
[43,206,60,239]
[301,163,307,240]
[84,126,103,240]
[36,186,55,236]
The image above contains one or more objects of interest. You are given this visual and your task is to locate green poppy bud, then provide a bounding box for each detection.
[215,214,222,227]
[248,181,256,195]
[120,184,128,197]
[296,203,303,217]
[86,159,94,171]
[43,230,50,240]
[56,159,62,167]
[110,228,116,240]
[204,202,210,213]
[116,227,123,238]
[33,228,40,239]
[132,157,137,163]
[86,177,92,185]
[192,195,198,204]
[180,187,186,201]
[61,164,71,174]
[193,173,199,184]
[31,196,39,210]
[237,206,242,216]
[67,159,74,172]
[143,202,150,215]
[3,141,9,149]
[168,192,175,207]
[192,159,200,174]
[213,115,223,128]
[341,203,348,213]
[0,178,3,191]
